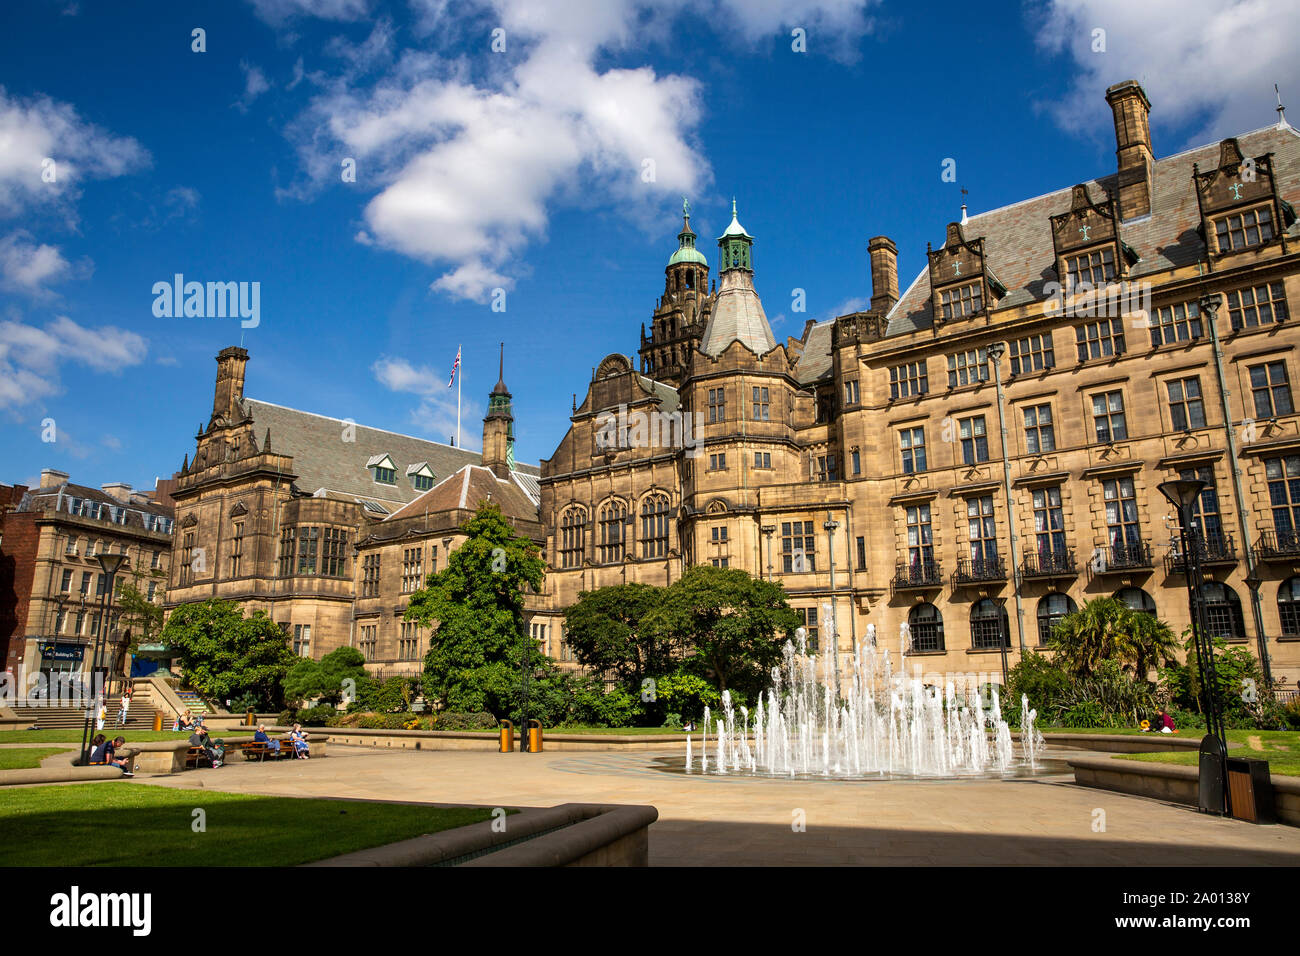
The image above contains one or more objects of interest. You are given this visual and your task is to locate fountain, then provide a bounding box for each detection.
[685,629,1052,780]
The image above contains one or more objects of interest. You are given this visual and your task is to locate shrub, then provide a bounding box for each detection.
[1167,706,1206,731]
[296,703,338,726]
[1060,700,1106,728]
[1280,698,1300,731]
[1006,651,1071,719]
[277,709,296,726]
[432,711,498,731]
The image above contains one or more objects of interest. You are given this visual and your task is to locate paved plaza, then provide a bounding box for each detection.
[135,745,1300,865]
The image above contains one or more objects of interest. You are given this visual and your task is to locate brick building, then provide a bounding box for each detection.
[539,79,1300,689]
[0,473,174,689]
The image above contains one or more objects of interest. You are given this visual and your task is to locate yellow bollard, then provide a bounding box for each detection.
[527,719,543,753]
[246,710,256,727]
[499,719,514,753]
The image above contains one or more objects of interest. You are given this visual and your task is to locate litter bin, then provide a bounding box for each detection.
[526,719,543,754]
[499,720,514,753]
[1226,757,1275,824]
[152,711,163,732]
[245,710,256,727]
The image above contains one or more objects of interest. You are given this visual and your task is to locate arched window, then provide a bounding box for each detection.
[1113,587,1156,616]
[1037,592,1076,646]
[598,500,626,564]
[640,495,669,558]
[559,508,586,569]
[1279,577,1300,638]
[1198,582,1245,640]
[970,599,1009,650]
[908,603,944,653]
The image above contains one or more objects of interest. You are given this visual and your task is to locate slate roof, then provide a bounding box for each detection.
[384,464,539,522]
[21,481,174,533]
[886,123,1300,337]
[794,320,834,384]
[700,269,777,357]
[636,375,681,415]
[240,398,539,507]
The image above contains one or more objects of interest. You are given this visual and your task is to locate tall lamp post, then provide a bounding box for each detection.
[1158,478,1230,815]
[761,525,776,582]
[824,512,841,700]
[79,550,125,765]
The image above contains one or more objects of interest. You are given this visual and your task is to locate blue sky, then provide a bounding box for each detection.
[1,0,1296,491]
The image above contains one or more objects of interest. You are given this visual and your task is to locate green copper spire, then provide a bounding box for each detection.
[486,342,514,442]
[717,197,754,272]
[668,196,707,267]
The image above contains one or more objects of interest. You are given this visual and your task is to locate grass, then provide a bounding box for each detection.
[1043,727,1300,746]
[0,748,74,770]
[0,783,502,866]
[1118,733,1300,777]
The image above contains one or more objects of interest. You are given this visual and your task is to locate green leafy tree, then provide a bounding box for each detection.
[1048,597,1177,679]
[405,503,545,717]
[1163,632,1274,728]
[159,599,295,709]
[283,646,371,706]
[562,583,676,688]
[645,565,800,698]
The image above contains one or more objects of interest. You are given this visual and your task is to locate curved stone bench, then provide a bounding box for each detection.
[302,725,685,751]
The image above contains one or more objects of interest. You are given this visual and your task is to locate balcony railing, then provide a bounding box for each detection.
[1256,527,1300,561]
[1021,548,1077,579]
[1165,532,1237,575]
[893,560,943,590]
[1093,540,1153,573]
[952,555,1007,585]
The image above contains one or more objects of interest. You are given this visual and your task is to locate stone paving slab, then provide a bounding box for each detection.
[128,744,1300,865]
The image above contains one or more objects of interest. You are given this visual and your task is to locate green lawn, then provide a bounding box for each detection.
[1119,733,1300,776]
[0,783,502,866]
[0,748,74,770]
[1043,727,1300,747]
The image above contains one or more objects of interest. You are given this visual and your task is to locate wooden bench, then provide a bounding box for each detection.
[241,741,285,762]
[183,746,221,769]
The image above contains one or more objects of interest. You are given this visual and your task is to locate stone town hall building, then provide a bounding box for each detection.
[168,80,1300,690]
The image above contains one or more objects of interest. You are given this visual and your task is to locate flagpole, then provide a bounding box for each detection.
[456,343,462,448]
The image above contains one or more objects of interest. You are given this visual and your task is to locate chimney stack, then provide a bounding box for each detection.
[101,482,132,502]
[868,236,899,314]
[1105,80,1154,221]
[212,346,250,422]
[40,469,68,489]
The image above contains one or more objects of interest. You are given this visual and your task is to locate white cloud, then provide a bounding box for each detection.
[1032,0,1300,144]
[284,1,878,302]
[0,315,148,410]
[246,0,370,25]
[235,62,273,112]
[372,354,482,448]
[0,86,149,223]
[0,231,87,295]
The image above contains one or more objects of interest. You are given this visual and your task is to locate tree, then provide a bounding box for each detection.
[562,583,676,688]
[159,599,296,709]
[1048,597,1176,679]
[283,646,371,706]
[405,503,545,717]
[645,565,800,698]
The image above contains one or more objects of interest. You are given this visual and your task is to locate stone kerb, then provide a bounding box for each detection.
[292,725,685,751]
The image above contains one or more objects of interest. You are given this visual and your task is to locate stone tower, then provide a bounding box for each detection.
[639,198,713,387]
[482,343,514,479]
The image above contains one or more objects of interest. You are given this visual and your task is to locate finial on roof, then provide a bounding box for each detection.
[1278,84,1292,130]
[683,195,690,219]
[264,428,271,452]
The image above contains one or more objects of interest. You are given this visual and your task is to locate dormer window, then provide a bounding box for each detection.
[407,462,436,492]
[1214,206,1274,253]
[1064,248,1116,289]
[939,282,983,321]
[367,453,398,485]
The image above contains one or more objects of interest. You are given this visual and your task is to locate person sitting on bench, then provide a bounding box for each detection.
[287,723,310,759]
[253,724,281,755]
[189,728,225,768]
[90,735,134,776]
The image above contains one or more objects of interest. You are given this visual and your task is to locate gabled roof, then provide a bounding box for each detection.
[383,464,539,522]
[886,123,1300,337]
[794,320,834,384]
[241,398,539,506]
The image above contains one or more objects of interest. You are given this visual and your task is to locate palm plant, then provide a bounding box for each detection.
[1047,597,1175,681]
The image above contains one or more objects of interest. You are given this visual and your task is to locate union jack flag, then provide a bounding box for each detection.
[447,346,461,387]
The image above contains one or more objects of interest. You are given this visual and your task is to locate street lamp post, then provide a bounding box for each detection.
[80,551,125,765]
[824,512,841,700]
[1158,478,1230,816]
[761,525,776,582]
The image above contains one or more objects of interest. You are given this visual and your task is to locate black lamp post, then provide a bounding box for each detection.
[1158,478,1230,815]
[80,550,125,765]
